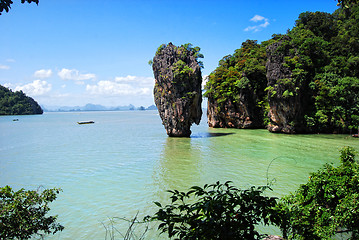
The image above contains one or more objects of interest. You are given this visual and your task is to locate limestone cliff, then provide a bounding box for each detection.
[152,43,202,137]
[265,36,306,133]
[207,90,264,129]
[205,40,267,129]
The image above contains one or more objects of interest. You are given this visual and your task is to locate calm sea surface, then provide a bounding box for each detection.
[1,111,358,239]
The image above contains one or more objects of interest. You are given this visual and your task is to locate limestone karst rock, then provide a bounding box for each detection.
[207,93,263,129]
[204,40,267,130]
[152,43,203,137]
[266,36,306,133]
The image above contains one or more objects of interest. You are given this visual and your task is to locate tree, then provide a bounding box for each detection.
[0,186,64,239]
[274,146,359,239]
[0,0,38,15]
[337,0,359,8]
[0,85,43,115]
[147,181,278,240]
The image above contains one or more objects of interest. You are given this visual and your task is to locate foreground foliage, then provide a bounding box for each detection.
[275,146,359,239]
[0,186,64,239]
[0,0,39,15]
[103,214,148,240]
[147,181,277,240]
[147,147,359,240]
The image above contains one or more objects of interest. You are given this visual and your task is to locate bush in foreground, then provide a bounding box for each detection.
[147,147,359,240]
[147,181,277,240]
[0,186,63,239]
[274,146,359,239]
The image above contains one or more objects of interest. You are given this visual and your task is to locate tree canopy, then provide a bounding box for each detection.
[0,186,64,239]
[274,147,359,239]
[205,2,359,133]
[0,0,38,15]
[0,85,43,115]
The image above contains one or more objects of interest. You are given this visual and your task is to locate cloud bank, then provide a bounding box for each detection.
[0,64,10,70]
[86,75,154,96]
[244,15,270,32]
[34,69,53,78]
[14,80,52,96]
[58,68,96,83]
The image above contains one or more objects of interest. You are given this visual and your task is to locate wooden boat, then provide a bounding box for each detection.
[77,121,95,125]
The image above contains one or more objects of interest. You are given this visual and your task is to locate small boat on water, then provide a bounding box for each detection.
[77,121,95,125]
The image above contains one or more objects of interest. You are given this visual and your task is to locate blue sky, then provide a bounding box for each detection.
[0,0,339,107]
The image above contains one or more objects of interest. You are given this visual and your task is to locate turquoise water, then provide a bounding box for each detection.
[1,111,358,239]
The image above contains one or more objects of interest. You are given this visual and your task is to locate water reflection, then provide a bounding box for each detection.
[152,137,204,202]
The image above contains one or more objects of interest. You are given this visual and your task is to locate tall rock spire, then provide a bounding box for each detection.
[152,43,203,137]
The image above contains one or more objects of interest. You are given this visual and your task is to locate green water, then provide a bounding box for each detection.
[0,111,358,239]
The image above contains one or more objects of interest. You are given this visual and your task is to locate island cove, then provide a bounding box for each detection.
[204,6,359,135]
[145,5,359,137]
[3,2,359,135]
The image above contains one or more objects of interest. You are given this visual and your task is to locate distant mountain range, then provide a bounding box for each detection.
[42,103,157,112]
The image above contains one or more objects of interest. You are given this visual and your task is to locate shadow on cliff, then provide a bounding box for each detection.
[191,132,235,138]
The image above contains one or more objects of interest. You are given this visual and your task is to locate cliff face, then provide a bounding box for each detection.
[207,89,263,129]
[152,43,202,137]
[205,6,359,134]
[204,40,267,130]
[265,36,305,133]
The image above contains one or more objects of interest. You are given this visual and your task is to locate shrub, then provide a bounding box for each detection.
[274,146,359,239]
[0,186,64,239]
[147,181,277,240]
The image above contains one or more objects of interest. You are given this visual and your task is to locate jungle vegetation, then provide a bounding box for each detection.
[205,1,359,133]
[0,85,43,115]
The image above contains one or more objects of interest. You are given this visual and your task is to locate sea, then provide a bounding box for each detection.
[1,110,358,239]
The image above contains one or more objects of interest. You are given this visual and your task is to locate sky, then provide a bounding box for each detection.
[0,0,339,108]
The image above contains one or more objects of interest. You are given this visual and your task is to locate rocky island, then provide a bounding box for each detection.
[151,43,203,137]
[205,4,359,134]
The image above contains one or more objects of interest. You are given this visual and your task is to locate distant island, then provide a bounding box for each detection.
[0,85,43,115]
[0,84,156,115]
[42,103,157,112]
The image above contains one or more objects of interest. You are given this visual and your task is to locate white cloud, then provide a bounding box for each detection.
[250,15,266,22]
[3,83,13,89]
[244,15,270,32]
[260,21,270,28]
[34,69,53,78]
[0,64,10,70]
[86,76,154,96]
[6,59,15,63]
[115,75,137,82]
[86,81,150,96]
[14,80,52,96]
[58,68,96,82]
